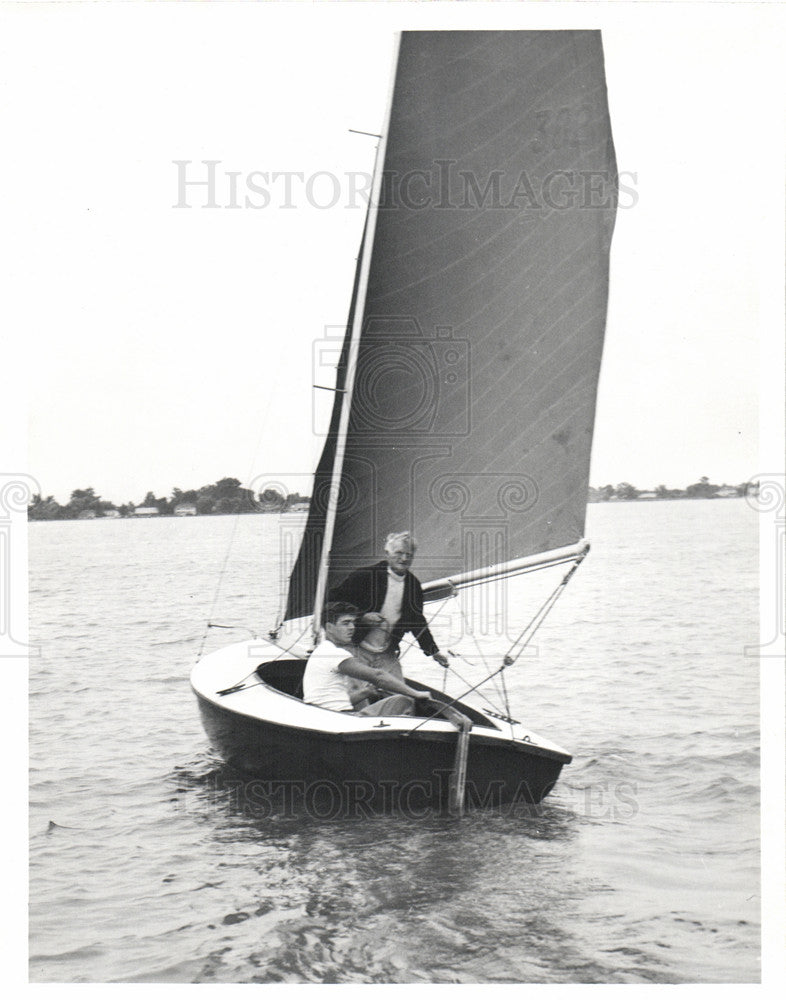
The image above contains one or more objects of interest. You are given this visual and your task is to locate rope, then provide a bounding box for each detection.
[393,595,452,661]
[196,477,266,661]
[442,651,507,715]
[272,623,315,661]
[215,622,314,696]
[501,556,584,667]
[465,607,508,712]
[197,621,255,662]
[404,554,586,735]
[403,665,512,736]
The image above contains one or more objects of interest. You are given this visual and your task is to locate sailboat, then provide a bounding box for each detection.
[191,30,617,815]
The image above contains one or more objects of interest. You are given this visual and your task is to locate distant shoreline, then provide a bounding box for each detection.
[26,507,311,523]
[587,493,751,504]
[27,475,758,521]
[28,492,753,524]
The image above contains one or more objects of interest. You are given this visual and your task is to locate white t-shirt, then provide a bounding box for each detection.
[380,569,405,627]
[302,638,355,711]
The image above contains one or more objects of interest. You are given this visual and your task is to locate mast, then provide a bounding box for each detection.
[309,35,401,644]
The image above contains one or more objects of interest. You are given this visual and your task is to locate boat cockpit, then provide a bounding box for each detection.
[255,659,498,728]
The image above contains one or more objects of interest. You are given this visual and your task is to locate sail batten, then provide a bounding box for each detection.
[285,30,616,620]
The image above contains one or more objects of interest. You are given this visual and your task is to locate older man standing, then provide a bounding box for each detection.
[328,532,450,671]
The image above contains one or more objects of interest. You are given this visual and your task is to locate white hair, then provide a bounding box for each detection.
[384,531,417,553]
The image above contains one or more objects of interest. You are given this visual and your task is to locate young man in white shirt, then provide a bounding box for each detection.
[302,602,430,716]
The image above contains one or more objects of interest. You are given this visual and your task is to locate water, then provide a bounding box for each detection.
[28,499,760,983]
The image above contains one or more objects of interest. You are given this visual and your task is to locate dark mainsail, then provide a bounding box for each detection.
[285,30,617,623]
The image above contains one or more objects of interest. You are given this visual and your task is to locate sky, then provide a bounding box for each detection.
[4,1,785,506]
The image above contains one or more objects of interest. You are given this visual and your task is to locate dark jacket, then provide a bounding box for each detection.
[328,560,439,657]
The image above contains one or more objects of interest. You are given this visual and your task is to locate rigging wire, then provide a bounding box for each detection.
[394,595,453,663]
[215,622,313,696]
[272,622,314,660]
[438,651,506,715]
[196,372,283,662]
[501,555,585,667]
[196,514,247,662]
[403,664,513,737]
[403,554,586,736]
[464,606,508,711]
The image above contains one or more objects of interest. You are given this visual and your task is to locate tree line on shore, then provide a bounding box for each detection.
[28,475,758,521]
[26,478,310,521]
[588,476,758,502]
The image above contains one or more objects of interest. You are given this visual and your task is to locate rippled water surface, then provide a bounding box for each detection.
[29,499,760,982]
